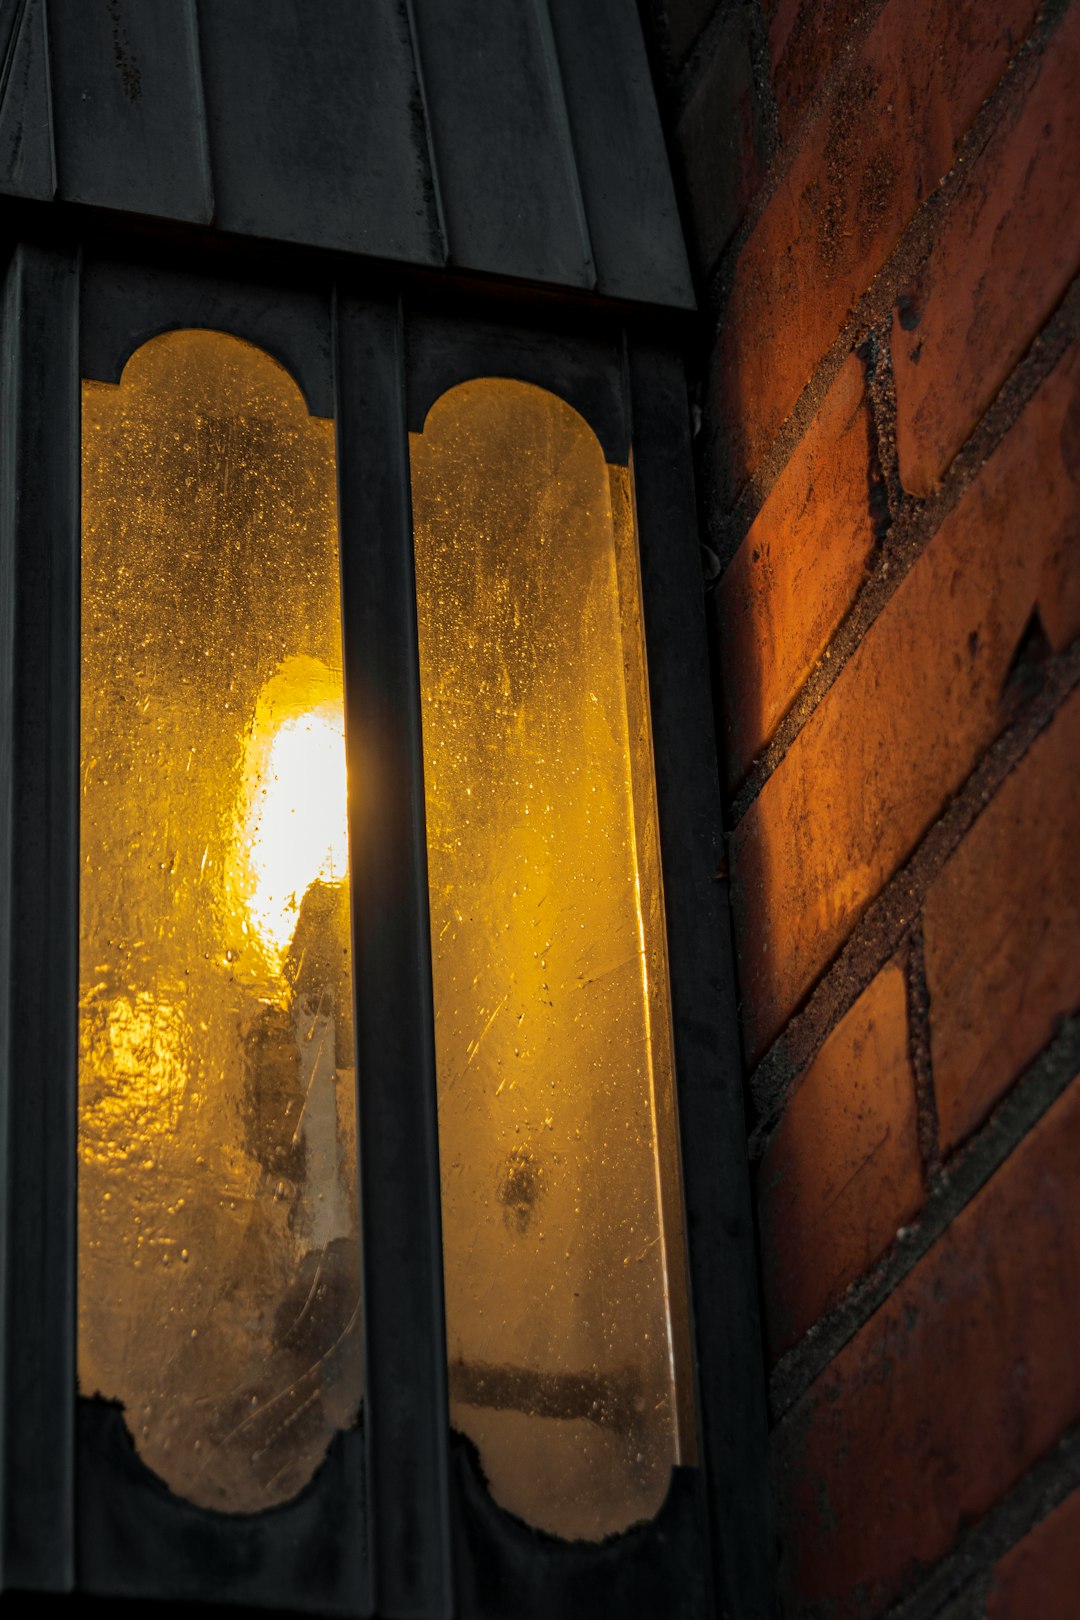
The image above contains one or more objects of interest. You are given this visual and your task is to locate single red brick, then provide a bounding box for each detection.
[705,0,1038,502]
[731,339,1080,1065]
[893,8,1080,496]
[713,352,872,787]
[757,962,923,1361]
[772,1072,1080,1617]
[925,688,1080,1154]
[987,1489,1080,1620]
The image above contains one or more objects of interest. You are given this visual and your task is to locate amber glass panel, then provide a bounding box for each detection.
[411,379,692,1541]
[79,330,361,1512]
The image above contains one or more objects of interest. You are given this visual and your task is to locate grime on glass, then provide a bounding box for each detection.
[411,379,693,1541]
[78,329,361,1513]
[78,344,693,1539]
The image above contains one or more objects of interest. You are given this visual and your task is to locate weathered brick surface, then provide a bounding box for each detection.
[893,7,1080,496]
[757,962,922,1361]
[731,340,1080,1064]
[641,0,1080,1610]
[772,1073,1080,1617]
[713,352,873,786]
[673,7,767,275]
[767,0,873,143]
[925,687,1080,1154]
[704,0,1038,503]
[986,1487,1080,1620]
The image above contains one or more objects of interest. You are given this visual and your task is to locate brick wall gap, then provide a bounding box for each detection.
[904,927,941,1180]
[747,637,1080,1139]
[725,275,1080,827]
[701,189,944,562]
[930,1573,992,1620]
[879,1424,1080,1620]
[699,0,1066,537]
[859,319,902,524]
[710,0,1062,328]
[710,121,1072,561]
[708,335,852,571]
[693,0,897,308]
[766,1014,1080,1420]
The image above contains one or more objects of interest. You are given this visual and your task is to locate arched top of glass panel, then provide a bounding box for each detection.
[105,324,324,421]
[417,372,606,453]
[404,316,630,464]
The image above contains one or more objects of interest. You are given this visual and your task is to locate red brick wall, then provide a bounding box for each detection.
[641,0,1080,1612]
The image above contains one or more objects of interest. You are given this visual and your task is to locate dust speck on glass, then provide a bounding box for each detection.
[78,329,361,1513]
[411,380,694,1542]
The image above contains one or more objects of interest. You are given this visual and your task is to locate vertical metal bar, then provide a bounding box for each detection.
[334,289,453,1620]
[625,337,778,1620]
[0,240,79,1593]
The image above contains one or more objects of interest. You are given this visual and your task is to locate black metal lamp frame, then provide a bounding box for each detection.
[0,226,772,1620]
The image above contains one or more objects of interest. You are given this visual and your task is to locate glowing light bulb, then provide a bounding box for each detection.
[245,699,349,958]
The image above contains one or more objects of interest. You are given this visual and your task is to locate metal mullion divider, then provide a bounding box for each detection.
[624,335,777,1620]
[0,239,80,1594]
[333,287,453,1620]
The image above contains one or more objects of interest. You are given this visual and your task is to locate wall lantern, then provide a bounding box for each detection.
[0,2,771,1617]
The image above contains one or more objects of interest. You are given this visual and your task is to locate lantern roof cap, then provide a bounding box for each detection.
[0,0,695,311]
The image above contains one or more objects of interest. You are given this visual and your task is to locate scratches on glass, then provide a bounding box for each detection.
[411,379,692,1541]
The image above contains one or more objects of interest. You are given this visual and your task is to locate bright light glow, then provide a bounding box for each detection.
[245,698,349,958]
[79,330,362,1516]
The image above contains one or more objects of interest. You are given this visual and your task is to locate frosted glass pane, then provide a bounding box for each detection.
[79,329,362,1513]
[411,379,692,1542]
